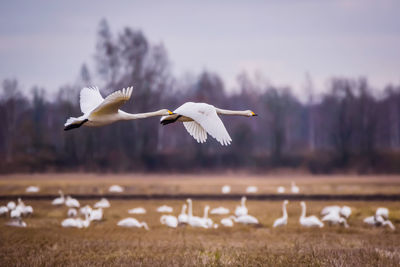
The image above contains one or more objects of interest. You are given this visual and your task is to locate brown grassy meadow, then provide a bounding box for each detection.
[0,174,400,266]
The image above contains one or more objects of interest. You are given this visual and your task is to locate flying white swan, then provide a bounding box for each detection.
[235,197,248,217]
[178,204,188,224]
[94,198,110,208]
[160,215,178,228]
[186,199,208,228]
[210,207,230,215]
[273,200,289,228]
[160,102,257,146]
[52,190,65,205]
[128,207,147,214]
[64,86,173,130]
[117,217,149,230]
[299,202,324,228]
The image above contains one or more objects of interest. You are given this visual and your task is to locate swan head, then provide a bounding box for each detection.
[186,198,192,203]
[283,200,289,205]
[245,110,257,117]
[159,109,174,116]
[300,201,305,207]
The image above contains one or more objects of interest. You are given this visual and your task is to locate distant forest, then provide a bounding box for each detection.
[1,19,400,174]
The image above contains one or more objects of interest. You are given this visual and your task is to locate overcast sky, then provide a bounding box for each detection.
[1,0,399,97]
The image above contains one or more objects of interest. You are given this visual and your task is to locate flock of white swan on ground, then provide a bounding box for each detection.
[1,185,397,231]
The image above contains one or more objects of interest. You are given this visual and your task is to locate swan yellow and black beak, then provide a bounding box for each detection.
[251,112,258,116]
[168,110,174,115]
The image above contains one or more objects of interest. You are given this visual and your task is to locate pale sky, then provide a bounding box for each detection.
[0,0,399,98]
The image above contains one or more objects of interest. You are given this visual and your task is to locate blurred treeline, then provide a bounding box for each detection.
[1,20,400,174]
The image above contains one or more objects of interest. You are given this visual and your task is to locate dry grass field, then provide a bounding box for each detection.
[1,173,400,195]
[0,174,400,266]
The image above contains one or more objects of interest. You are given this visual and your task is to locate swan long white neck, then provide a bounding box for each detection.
[216,108,250,116]
[301,203,306,219]
[187,200,193,219]
[120,110,166,120]
[283,202,288,218]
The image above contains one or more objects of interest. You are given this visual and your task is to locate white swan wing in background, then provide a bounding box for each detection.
[80,86,104,114]
[90,87,133,116]
[176,102,232,146]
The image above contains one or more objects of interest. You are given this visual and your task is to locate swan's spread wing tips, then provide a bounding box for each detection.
[183,121,207,143]
[80,86,104,114]
[91,87,133,116]
[177,103,232,146]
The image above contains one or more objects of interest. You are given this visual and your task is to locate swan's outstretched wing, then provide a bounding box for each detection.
[183,121,207,143]
[90,87,133,116]
[176,102,232,146]
[80,87,104,114]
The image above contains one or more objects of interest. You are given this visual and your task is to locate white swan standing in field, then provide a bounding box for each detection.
[210,207,230,215]
[26,186,39,193]
[202,205,213,228]
[235,197,248,217]
[157,205,173,213]
[68,208,78,217]
[0,206,8,215]
[128,207,147,214]
[7,201,16,210]
[6,218,27,228]
[65,196,80,208]
[340,206,352,218]
[299,202,324,228]
[321,206,341,216]
[221,185,231,194]
[178,204,188,224]
[94,198,110,208]
[79,205,92,216]
[160,215,178,228]
[246,186,258,194]
[364,214,395,230]
[64,86,173,130]
[109,185,124,193]
[160,102,257,146]
[117,218,149,230]
[231,215,259,225]
[186,199,208,228]
[376,207,389,219]
[291,182,300,194]
[322,211,349,228]
[89,208,103,221]
[52,190,65,205]
[220,217,234,227]
[273,200,289,228]
[277,186,285,194]
[16,198,33,216]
